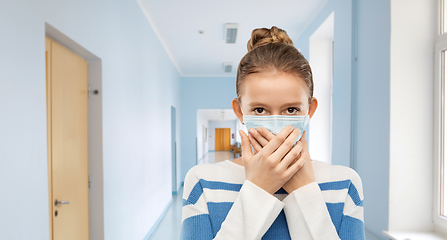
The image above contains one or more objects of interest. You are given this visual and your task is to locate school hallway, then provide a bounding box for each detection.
[148,151,234,240]
[0,0,442,240]
[147,186,183,240]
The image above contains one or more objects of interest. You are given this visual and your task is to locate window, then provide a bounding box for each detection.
[442,0,447,34]
[438,50,446,215]
[434,0,447,229]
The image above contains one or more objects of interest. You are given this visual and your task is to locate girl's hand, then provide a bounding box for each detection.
[282,131,315,193]
[239,126,305,195]
[249,127,315,194]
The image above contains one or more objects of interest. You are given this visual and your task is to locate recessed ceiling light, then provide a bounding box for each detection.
[225,23,238,44]
[224,62,233,73]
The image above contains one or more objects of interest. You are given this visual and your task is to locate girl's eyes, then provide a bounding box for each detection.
[253,108,266,115]
[286,107,300,114]
[252,107,300,115]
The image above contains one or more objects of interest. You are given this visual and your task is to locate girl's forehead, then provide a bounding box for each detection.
[241,71,309,103]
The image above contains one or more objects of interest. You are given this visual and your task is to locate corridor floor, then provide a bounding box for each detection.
[197,150,237,164]
[148,151,236,240]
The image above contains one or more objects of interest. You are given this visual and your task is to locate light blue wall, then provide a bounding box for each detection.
[354,1,390,239]
[296,0,390,239]
[180,77,236,181]
[0,0,181,239]
[295,0,353,168]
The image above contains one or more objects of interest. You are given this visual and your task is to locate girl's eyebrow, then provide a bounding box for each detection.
[248,102,269,107]
[248,101,304,108]
[280,102,304,108]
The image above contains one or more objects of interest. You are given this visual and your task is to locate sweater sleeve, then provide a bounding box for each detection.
[181,176,284,240]
[282,174,365,240]
[282,182,340,239]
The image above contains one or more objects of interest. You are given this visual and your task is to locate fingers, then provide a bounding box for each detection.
[278,140,303,170]
[248,133,263,153]
[239,130,253,164]
[283,131,311,181]
[270,128,301,161]
[257,126,275,141]
[259,125,295,157]
[284,150,307,177]
[249,128,269,147]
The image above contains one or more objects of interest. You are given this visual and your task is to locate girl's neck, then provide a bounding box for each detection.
[232,157,244,166]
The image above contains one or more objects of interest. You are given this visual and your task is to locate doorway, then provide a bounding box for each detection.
[46,37,89,240]
[46,23,104,240]
[309,12,334,164]
[215,128,231,151]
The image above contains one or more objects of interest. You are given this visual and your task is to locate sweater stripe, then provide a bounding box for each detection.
[184,179,242,206]
[319,179,351,190]
[181,214,213,240]
[207,202,233,235]
[338,215,365,240]
[319,179,362,207]
[185,179,362,207]
[326,202,345,231]
[347,182,363,206]
[180,210,363,240]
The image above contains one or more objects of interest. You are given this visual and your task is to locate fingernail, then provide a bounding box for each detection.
[249,128,255,134]
[257,127,262,133]
[289,125,294,131]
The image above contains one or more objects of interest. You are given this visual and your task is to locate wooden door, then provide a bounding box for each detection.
[223,128,231,151]
[215,128,222,151]
[215,128,231,151]
[46,37,90,240]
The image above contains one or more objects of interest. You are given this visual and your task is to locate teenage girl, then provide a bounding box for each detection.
[181,26,364,240]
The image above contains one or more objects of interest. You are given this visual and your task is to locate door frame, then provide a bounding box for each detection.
[171,106,177,194]
[46,23,104,240]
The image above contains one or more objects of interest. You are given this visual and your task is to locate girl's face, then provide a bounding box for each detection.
[232,71,318,123]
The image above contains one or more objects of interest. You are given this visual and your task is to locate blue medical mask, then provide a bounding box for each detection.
[243,115,309,142]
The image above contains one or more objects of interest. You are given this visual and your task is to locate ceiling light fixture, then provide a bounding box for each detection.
[221,111,225,121]
[225,23,239,44]
[223,62,233,73]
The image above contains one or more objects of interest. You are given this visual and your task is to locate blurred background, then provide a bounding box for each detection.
[0,0,439,240]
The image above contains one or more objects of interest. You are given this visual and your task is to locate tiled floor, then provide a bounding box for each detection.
[197,151,236,164]
[148,151,236,240]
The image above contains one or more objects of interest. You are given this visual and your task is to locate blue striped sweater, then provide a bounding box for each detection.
[181,160,364,239]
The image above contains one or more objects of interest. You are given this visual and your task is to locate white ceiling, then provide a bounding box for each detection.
[138,0,329,77]
[198,109,238,121]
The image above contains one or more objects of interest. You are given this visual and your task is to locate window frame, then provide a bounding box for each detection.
[433,0,447,230]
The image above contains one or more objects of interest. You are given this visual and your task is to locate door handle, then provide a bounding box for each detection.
[54,199,70,206]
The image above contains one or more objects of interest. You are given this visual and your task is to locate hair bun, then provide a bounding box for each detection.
[247,26,294,51]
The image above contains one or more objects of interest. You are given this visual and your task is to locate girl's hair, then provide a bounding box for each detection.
[236,26,313,103]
